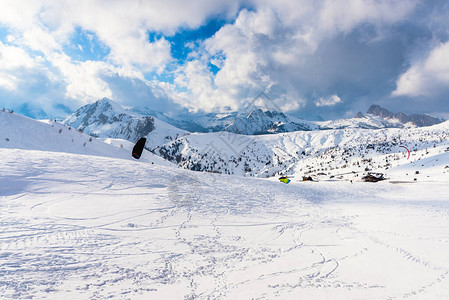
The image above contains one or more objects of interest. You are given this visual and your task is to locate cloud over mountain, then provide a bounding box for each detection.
[0,0,448,119]
[393,41,449,97]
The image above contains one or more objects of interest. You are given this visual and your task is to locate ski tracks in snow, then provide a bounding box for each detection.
[2,150,449,298]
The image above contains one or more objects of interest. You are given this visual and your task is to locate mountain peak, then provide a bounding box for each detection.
[366,105,394,119]
[63,99,188,148]
[366,104,444,127]
[355,112,365,118]
[225,108,313,134]
[94,97,126,113]
[247,108,266,119]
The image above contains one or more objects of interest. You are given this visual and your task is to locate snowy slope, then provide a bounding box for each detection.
[0,109,170,165]
[154,121,449,181]
[1,148,449,299]
[99,137,175,167]
[2,107,449,299]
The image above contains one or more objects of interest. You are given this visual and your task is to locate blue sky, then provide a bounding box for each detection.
[0,0,448,120]
[64,27,110,62]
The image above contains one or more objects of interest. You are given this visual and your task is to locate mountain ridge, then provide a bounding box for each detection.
[154,119,449,178]
[63,98,188,149]
[3,106,449,182]
[62,98,446,148]
[366,104,444,127]
[224,108,316,134]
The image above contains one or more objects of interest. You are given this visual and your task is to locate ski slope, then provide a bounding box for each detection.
[2,110,449,299]
[1,149,449,299]
[0,110,170,166]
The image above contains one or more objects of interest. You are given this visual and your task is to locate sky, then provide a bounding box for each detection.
[0,0,448,120]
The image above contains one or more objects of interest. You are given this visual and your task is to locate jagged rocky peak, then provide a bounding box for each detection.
[95,97,115,111]
[247,108,269,120]
[264,110,287,119]
[69,97,132,128]
[63,98,188,148]
[226,109,274,134]
[224,107,314,135]
[63,98,155,141]
[366,104,444,127]
[355,112,365,118]
[85,97,125,115]
[367,105,394,119]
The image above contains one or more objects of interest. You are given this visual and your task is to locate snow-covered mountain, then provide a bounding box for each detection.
[317,112,407,129]
[130,104,445,134]
[188,112,239,132]
[62,99,446,142]
[313,105,445,130]
[0,109,170,165]
[225,109,317,134]
[154,121,449,180]
[366,104,445,127]
[129,107,211,133]
[144,109,317,134]
[49,98,449,182]
[3,100,449,299]
[63,98,188,149]
[133,105,316,134]
[1,109,123,158]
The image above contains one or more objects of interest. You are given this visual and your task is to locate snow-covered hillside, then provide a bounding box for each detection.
[293,121,449,183]
[63,98,188,149]
[2,108,449,299]
[1,148,449,299]
[0,109,170,165]
[154,121,449,182]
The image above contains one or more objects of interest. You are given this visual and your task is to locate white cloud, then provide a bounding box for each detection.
[0,0,437,116]
[0,1,174,70]
[393,41,449,97]
[20,0,242,70]
[277,94,305,111]
[180,0,417,112]
[317,0,417,35]
[172,59,239,112]
[0,0,43,31]
[48,53,112,103]
[0,0,244,108]
[0,41,39,90]
[0,73,19,91]
[22,27,61,55]
[315,94,342,107]
[0,41,36,69]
